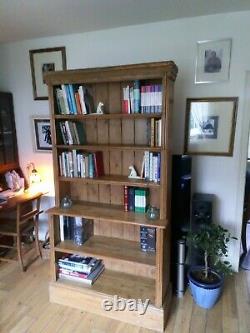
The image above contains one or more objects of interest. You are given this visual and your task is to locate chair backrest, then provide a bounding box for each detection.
[16,195,42,231]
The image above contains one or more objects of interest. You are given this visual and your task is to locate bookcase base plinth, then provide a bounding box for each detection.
[49,281,170,332]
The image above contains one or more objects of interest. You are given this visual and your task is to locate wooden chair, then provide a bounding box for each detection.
[0,194,42,271]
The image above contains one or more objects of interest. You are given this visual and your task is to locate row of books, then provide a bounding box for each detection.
[58,255,104,285]
[143,151,161,183]
[149,118,162,147]
[122,81,162,114]
[58,121,86,145]
[59,150,104,178]
[124,186,149,213]
[56,85,94,115]
[59,216,92,246]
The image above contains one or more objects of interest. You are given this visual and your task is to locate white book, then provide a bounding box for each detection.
[58,154,63,176]
[144,151,150,180]
[65,121,74,145]
[149,152,153,181]
[59,215,64,241]
[78,86,88,114]
[72,150,78,177]
[61,152,67,177]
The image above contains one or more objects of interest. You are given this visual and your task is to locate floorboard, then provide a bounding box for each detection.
[0,259,249,333]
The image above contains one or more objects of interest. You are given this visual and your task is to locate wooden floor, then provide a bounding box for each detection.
[0,258,249,333]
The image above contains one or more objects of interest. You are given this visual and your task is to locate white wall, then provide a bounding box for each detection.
[1,11,250,269]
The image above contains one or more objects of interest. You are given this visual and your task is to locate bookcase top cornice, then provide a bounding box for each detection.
[44,60,178,85]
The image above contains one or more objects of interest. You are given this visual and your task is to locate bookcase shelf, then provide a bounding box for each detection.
[54,269,155,303]
[55,235,156,268]
[47,201,168,229]
[56,144,162,152]
[45,61,177,332]
[54,113,162,120]
[58,175,160,187]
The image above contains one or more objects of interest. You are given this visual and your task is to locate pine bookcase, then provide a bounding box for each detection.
[45,61,178,332]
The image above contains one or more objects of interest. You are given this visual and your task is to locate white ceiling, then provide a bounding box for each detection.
[0,0,250,43]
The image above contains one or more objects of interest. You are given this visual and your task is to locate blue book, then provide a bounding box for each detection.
[65,85,74,114]
[88,153,94,178]
[128,187,135,211]
[133,80,140,113]
[68,84,78,114]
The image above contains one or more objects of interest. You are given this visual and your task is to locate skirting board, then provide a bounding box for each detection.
[49,281,172,332]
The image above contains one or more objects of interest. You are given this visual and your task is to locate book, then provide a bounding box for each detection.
[78,86,88,114]
[134,188,149,213]
[58,255,102,274]
[59,263,104,285]
[133,80,140,113]
[124,185,128,212]
[128,187,135,211]
[68,84,78,115]
[93,151,104,177]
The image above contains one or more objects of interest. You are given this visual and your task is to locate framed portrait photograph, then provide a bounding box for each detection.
[29,47,66,100]
[195,39,232,84]
[32,117,52,152]
[184,97,238,156]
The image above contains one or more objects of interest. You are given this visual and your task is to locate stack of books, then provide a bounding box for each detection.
[149,118,162,147]
[59,216,93,246]
[124,186,149,213]
[58,150,104,178]
[143,151,161,183]
[58,255,104,285]
[141,84,162,114]
[122,81,162,114]
[58,121,86,145]
[55,84,94,115]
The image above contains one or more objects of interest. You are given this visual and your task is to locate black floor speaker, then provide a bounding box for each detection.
[189,193,215,266]
[171,155,192,295]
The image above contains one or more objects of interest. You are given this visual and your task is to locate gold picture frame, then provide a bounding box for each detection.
[184,97,238,156]
[29,47,66,100]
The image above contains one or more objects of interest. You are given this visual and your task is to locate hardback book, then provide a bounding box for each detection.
[124,185,128,212]
[68,84,78,115]
[128,187,135,211]
[93,151,104,177]
[58,255,102,274]
[133,80,140,113]
[59,263,104,285]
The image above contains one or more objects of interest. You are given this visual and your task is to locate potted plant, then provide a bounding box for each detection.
[186,223,236,309]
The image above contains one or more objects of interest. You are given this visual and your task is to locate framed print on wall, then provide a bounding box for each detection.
[32,117,52,152]
[184,97,238,156]
[195,39,232,84]
[29,47,66,100]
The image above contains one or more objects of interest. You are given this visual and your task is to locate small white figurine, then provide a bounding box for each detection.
[96,102,104,114]
[128,165,141,179]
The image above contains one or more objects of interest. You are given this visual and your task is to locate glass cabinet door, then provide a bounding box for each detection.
[0,92,18,166]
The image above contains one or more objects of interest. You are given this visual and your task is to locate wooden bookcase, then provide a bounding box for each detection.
[45,61,178,332]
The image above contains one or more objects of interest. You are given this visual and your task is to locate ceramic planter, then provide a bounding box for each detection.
[188,265,224,309]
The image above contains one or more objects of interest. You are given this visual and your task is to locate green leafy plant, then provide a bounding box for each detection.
[187,223,237,282]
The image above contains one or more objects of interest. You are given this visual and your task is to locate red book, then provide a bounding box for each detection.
[93,151,104,177]
[124,185,128,212]
[74,92,82,114]
[122,100,129,114]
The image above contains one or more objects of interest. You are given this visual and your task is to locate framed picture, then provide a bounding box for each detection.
[29,47,66,100]
[195,39,232,84]
[32,117,52,152]
[184,97,238,156]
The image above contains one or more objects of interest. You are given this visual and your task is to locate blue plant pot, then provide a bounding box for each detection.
[188,266,224,309]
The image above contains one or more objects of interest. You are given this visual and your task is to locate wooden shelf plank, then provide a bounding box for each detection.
[47,201,168,229]
[56,144,162,152]
[55,269,155,304]
[58,175,160,188]
[54,235,156,267]
[54,113,162,120]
